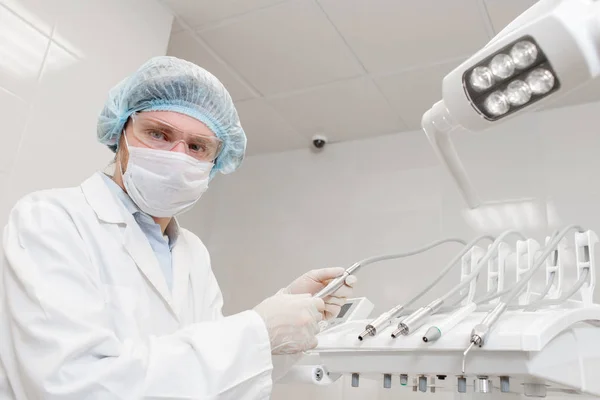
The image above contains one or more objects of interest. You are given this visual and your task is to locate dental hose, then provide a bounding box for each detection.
[462,225,584,372]
[474,229,563,308]
[391,230,526,338]
[527,268,589,310]
[313,238,470,300]
[354,235,494,341]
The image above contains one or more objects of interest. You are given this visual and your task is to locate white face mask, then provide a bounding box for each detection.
[120,138,213,218]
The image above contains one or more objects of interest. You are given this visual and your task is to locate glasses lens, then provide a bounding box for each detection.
[132,115,222,161]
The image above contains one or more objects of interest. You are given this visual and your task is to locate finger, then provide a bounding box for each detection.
[318,320,329,333]
[315,309,324,322]
[276,287,292,295]
[307,267,346,283]
[306,301,325,323]
[286,293,312,300]
[304,313,321,336]
[311,297,326,313]
[324,296,346,307]
[330,284,353,299]
[324,304,341,320]
[345,275,358,287]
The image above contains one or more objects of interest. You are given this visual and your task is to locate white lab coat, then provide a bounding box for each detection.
[0,172,274,399]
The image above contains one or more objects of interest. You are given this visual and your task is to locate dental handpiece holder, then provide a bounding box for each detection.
[283,302,600,396]
[282,230,600,397]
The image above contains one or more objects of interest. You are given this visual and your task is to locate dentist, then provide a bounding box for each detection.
[0,56,356,399]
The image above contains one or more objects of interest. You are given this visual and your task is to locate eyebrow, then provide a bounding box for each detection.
[139,116,219,140]
[141,117,181,132]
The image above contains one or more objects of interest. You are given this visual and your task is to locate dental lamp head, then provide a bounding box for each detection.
[423,0,600,208]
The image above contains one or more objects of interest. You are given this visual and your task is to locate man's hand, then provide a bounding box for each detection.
[283,267,358,320]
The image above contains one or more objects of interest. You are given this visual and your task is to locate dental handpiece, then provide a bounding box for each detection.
[461,226,584,374]
[391,300,444,338]
[313,263,359,299]
[314,238,470,300]
[468,225,583,348]
[358,304,404,341]
[423,302,476,343]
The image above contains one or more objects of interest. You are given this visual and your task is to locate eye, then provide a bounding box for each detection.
[189,143,207,153]
[148,130,166,141]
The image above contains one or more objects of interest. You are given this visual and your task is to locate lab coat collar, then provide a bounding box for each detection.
[81,172,178,315]
[98,173,180,248]
[81,172,128,224]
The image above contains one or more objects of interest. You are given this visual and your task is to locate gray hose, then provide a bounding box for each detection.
[522,271,555,311]
[350,238,469,271]
[315,238,470,298]
[530,268,589,309]
[475,228,564,307]
[500,225,583,305]
[441,231,527,303]
[401,235,494,308]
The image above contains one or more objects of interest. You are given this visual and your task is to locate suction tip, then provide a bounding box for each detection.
[422,326,441,343]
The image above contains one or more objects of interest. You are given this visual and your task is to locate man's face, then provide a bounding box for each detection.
[118,111,218,172]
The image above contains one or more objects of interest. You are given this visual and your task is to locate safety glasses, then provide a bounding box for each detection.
[129,112,223,162]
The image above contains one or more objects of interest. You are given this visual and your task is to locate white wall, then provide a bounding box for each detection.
[181,100,600,399]
[0,0,173,228]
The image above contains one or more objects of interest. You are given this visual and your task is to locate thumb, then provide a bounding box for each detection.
[345,274,358,287]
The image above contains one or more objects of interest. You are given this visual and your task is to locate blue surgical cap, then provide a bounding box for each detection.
[97,56,246,176]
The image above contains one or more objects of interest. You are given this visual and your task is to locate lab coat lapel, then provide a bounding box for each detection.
[82,173,175,313]
[171,233,191,317]
[122,219,174,310]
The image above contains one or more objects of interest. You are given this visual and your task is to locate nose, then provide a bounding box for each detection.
[171,140,187,154]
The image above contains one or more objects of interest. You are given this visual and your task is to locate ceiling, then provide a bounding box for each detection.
[162,0,600,156]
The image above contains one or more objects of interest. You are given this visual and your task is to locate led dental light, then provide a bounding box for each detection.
[483,91,510,116]
[526,68,555,94]
[469,66,495,92]
[505,80,532,106]
[462,37,558,121]
[490,54,515,79]
[422,0,599,208]
[510,40,539,69]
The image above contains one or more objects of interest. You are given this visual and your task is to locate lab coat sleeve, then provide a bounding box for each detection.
[1,195,273,400]
[202,263,301,383]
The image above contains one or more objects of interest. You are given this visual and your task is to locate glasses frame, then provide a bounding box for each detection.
[127,112,223,162]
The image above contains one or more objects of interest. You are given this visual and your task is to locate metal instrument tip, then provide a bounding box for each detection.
[462,341,476,373]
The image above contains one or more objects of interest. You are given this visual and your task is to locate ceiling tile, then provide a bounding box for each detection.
[53,0,169,63]
[0,4,49,101]
[268,77,406,142]
[162,0,289,29]
[374,60,461,130]
[236,98,307,155]
[199,0,364,96]
[171,17,185,33]
[317,0,490,75]
[167,31,256,101]
[0,88,28,172]
[1,0,58,36]
[484,0,539,34]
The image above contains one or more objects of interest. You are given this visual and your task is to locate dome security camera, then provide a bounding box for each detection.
[312,134,328,149]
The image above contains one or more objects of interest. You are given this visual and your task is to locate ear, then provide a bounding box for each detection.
[116,133,128,171]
